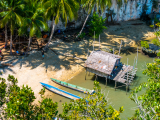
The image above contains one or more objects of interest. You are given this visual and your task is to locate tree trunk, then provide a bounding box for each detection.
[76,14,90,38]
[44,16,55,50]
[10,30,12,55]
[26,37,32,55]
[5,24,7,45]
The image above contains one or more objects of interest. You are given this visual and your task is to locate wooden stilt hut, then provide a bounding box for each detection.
[84,50,137,91]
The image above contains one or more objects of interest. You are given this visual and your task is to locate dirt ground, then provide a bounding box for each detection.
[0,20,156,105]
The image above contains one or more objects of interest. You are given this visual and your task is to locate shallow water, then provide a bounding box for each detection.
[47,52,154,119]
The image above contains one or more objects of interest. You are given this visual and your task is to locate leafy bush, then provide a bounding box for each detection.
[157,50,160,56]
[141,41,149,48]
[141,41,145,47]
[130,59,160,119]
[60,81,124,119]
[145,43,149,49]
[152,38,160,46]
[88,13,107,38]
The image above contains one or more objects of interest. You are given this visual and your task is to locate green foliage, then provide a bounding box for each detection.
[79,32,86,39]
[152,38,160,47]
[157,51,160,56]
[37,98,58,119]
[5,78,36,119]
[0,77,7,106]
[59,81,123,119]
[18,0,48,38]
[116,0,123,8]
[152,0,159,10]
[88,13,107,38]
[141,41,149,48]
[130,59,160,119]
[0,0,24,34]
[0,75,58,119]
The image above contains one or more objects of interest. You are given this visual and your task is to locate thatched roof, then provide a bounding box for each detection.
[84,50,122,75]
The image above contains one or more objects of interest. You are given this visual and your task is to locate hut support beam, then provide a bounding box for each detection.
[115,81,117,91]
[106,76,108,87]
[93,31,95,51]
[118,40,122,56]
[126,58,129,94]
[99,35,100,50]
[85,69,87,80]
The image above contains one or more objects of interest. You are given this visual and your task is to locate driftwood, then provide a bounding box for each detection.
[13,41,28,44]
[1,63,13,67]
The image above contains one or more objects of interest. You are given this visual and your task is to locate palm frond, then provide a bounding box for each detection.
[30,24,37,37]
[0,11,11,28]
[14,13,22,27]
[0,11,9,18]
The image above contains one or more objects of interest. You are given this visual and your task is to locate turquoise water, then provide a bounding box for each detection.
[47,52,154,119]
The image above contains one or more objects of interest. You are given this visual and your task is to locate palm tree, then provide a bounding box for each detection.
[0,1,8,46]
[19,0,48,54]
[43,0,79,50]
[19,0,48,55]
[0,0,24,54]
[76,0,112,38]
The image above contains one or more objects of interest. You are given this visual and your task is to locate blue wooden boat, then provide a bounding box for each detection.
[40,82,81,100]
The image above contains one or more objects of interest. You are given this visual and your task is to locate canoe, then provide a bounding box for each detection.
[50,78,95,94]
[40,82,81,100]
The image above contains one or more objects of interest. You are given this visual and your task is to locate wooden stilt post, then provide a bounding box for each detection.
[106,76,108,87]
[126,58,129,95]
[87,49,89,58]
[113,48,114,54]
[85,69,87,80]
[96,75,97,80]
[133,56,136,69]
[99,35,100,50]
[136,47,138,68]
[118,40,122,56]
[93,31,95,51]
[115,81,117,91]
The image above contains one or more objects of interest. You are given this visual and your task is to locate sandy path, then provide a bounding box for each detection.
[0,20,156,105]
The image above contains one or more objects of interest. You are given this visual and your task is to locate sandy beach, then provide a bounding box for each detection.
[0,20,156,104]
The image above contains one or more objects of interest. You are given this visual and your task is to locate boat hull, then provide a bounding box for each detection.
[40,82,81,100]
[51,78,95,94]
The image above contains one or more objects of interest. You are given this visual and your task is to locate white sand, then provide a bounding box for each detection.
[0,20,156,105]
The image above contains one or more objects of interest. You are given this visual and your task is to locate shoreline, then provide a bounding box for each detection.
[0,20,156,106]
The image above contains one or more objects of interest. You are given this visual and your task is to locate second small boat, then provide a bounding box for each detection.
[51,78,95,94]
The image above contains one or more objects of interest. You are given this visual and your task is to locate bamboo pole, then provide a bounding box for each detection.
[133,56,136,69]
[136,47,138,68]
[118,40,122,56]
[126,58,129,95]
[113,48,114,54]
[115,81,117,91]
[93,31,95,51]
[108,56,109,68]
[87,49,89,58]
[85,69,87,80]
[106,76,108,87]
[99,35,100,50]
